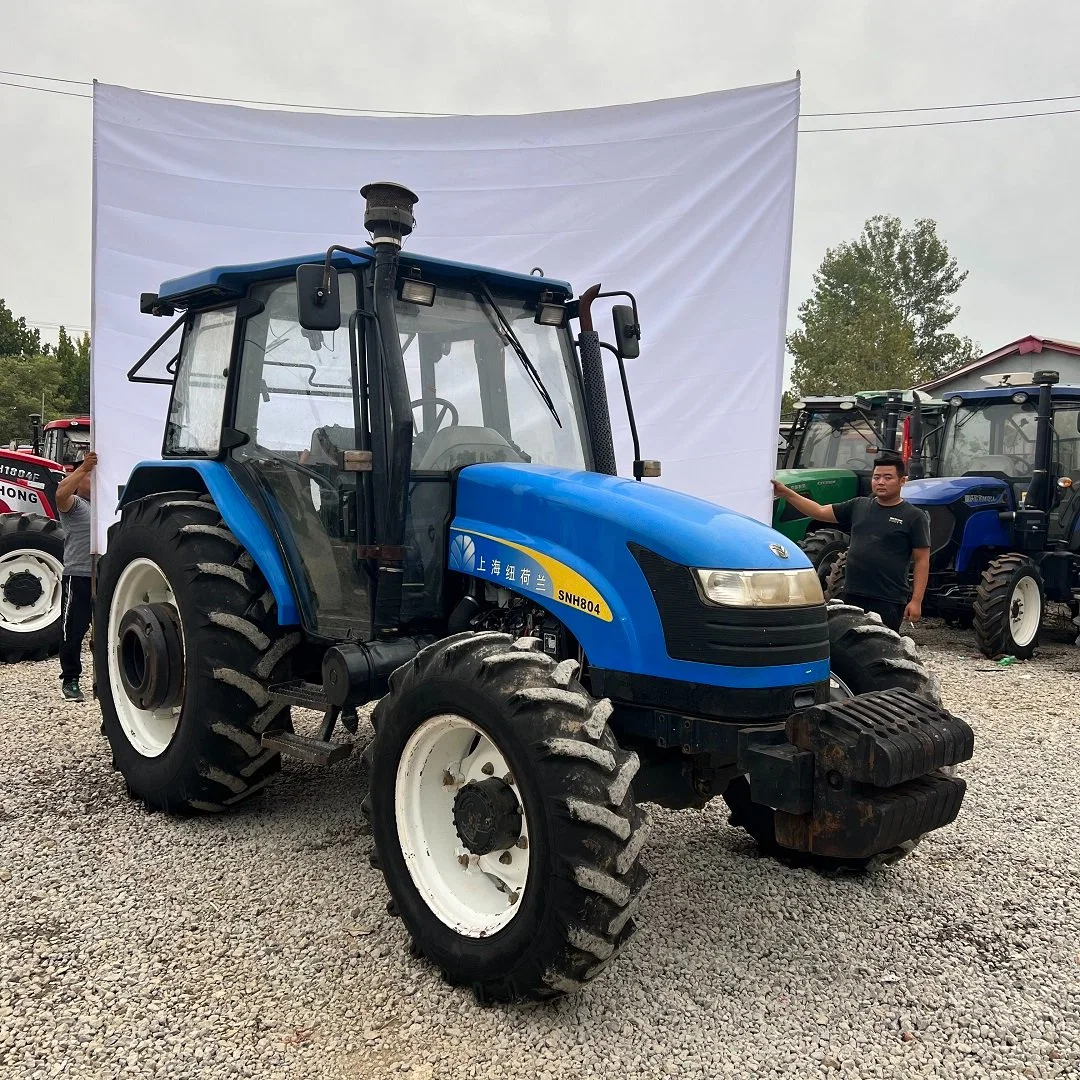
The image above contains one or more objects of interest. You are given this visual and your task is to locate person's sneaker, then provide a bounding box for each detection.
[61,680,85,702]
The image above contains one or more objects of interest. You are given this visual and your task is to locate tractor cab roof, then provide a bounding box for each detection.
[43,417,91,430]
[794,389,942,413]
[156,248,574,312]
[942,384,1080,405]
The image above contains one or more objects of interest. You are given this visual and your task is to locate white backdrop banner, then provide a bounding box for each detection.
[91,79,799,552]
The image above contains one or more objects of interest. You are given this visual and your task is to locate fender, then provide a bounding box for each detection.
[117,461,300,626]
[451,463,828,690]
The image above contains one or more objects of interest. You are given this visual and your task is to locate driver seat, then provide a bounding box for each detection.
[415,426,524,472]
[308,424,355,466]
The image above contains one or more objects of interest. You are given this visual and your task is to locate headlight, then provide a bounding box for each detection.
[694,567,824,608]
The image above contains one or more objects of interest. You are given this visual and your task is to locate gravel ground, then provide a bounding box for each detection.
[1,622,1078,1080]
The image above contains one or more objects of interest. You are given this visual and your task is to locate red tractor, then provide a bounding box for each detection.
[0,415,91,661]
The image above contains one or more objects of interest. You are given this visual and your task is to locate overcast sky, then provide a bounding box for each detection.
[4,0,1079,377]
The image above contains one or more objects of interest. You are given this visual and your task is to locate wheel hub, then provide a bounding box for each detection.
[117,602,185,711]
[2,569,43,609]
[452,777,522,856]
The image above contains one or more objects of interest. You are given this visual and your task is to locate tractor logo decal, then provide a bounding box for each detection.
[448,528,612,622]
[0,482,45,517]
[963,492,1004,506]
[769,543,789,559]
[448,533,477,572]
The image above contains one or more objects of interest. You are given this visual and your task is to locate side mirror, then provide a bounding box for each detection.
[296,264,341,331]
[612,304,640,359]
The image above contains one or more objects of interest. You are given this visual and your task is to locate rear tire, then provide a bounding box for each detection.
[798,528,849,592]
[973,554,1043,660]
[823,549,846,601]
[0,514,64,663]
[95,493,300,812]
[724,602,941,871]
[368,632,650,1002]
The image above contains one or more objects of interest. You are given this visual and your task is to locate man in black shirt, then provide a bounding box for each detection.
[772,452,930,632]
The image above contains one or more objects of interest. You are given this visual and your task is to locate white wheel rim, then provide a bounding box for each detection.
[107,558,184,758]
[395,714,531,937]
[0,546,64,633]
[830,673,854,700]
[1009,575,1041,646]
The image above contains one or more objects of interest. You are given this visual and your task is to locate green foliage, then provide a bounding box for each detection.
[0,300,90,446]
[0,298,50,359]
[787,215,979,397]
[56,327,91,415]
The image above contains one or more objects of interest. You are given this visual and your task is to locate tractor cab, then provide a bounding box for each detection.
[773,390,943,582]
[40,418,92,470]
[903,371,1080,656]
[136,252,598,643]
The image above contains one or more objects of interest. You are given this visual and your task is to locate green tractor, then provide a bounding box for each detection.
[774,390,944,587]
[94,182,972,1003]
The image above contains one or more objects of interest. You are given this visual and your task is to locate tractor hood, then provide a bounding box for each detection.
[904,475,1012,508]
[453,463,809,572]
[449,463,827,690]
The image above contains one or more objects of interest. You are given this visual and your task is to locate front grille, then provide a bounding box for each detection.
[630,544,830,668]
[925,505,955,555]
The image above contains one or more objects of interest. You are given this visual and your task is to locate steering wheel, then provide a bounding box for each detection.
[410,397,459,435]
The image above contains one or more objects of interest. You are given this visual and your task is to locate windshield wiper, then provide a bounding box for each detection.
[474,279,562,429]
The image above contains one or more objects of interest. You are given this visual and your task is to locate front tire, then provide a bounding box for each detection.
[798,527,849,592]
[95,493,300,812]
[0,514,64,662]
[368,632,650,1002]
[973,554,1043,660]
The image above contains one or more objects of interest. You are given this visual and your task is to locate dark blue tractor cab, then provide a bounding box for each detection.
[95,182,972,1002]
[902,371,1080,658]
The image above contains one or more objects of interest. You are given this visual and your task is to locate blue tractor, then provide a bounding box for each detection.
[894,371,1080,659]
[96,182,972,1001]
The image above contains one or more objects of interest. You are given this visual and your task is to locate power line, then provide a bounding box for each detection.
[0,78,90,100]
[0,69,446,114]
[801,105,1080,132]
[803,92,1080,117]
[25,321,90,332]
[7,67,1080,117]
[5,67,1080,131]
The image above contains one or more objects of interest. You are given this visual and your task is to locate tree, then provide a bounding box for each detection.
[0,298,50,359]
[56,326,91,414]
[0,300,90,446]
[0,353,65,446]
[787,215,978,397]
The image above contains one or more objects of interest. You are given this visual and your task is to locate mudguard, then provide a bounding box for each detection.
[451,463,828,690]
[116,460,300,626]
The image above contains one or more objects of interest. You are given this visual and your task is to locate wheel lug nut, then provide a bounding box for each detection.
[503,773,514,786]
[458,854,469,867]
[481,762,494,775]
[516,837,528,850]
[499,851,512,865]
[507,891,519,905]
[442,770,455,786]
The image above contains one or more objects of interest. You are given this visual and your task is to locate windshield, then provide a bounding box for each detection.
[940,400,1080,478]
[60,428,91,465]
[396,283,588,472]
[793,413,876,470]
[939,401,1038,477]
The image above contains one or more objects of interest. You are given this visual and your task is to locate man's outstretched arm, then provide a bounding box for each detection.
[771,479,838,524]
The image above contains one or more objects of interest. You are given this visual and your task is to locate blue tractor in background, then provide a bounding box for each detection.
[96,182,972,1002]
[896,371,1080,659]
